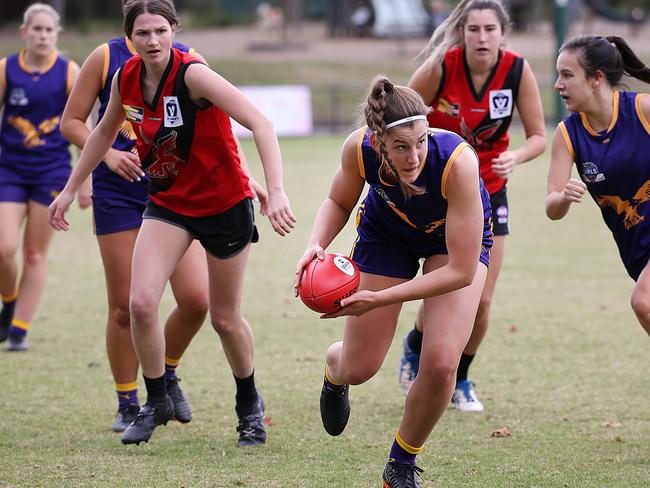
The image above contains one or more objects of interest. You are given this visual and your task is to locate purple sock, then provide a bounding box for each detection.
[389,438,417,465]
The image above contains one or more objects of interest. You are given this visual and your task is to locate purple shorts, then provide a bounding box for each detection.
[0,180,66,206]
[92,192,146,235]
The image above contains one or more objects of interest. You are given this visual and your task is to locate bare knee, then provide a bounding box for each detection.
[0,243,18,265]
[130,292,160,327]
[631,290,650,320]
[416,358,457,392]
[477,296,492,318]
[210,311,242,336]
[22,247,46,269]
[177,291,209,323]
[109,302,131,330]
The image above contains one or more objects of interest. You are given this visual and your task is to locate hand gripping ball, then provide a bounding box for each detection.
[298,254,360,314]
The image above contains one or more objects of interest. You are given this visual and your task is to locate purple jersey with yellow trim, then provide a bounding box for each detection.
[351,128,492,278]
[0,50,75,184]
[92,37,194,198]
[358,128,490,240]
[559,91,650,280]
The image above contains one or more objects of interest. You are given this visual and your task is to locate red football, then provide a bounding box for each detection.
[298,253,361,314]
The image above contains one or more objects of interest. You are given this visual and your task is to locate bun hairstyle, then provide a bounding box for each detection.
[559,35,650,85]
[364,76,430,199]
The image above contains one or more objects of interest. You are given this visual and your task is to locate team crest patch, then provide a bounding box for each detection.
[582,161,605,183]
[489,89,513,120]
[123,104,144,124]
[163,96,183,127]
[8,88,28,106]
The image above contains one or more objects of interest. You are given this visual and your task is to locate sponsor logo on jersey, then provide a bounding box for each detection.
[437,97,460,117]
[582,161,605,183]
[8,88,28,106]
[489,89,513,119]
[496,205,508,224]
[163,96,183,127]
[123,104,144,124]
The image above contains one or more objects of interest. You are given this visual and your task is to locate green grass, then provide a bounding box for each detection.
[1,131,650,487]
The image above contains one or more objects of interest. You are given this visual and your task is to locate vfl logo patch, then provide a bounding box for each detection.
[164,96,183,127]
[582,161,605,183]
[489,89,513,120]
[123,104,144,124]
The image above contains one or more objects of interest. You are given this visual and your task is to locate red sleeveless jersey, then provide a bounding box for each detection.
[428,47,523,194]
[118,48,252,216]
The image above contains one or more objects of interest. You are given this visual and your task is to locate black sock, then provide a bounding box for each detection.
[456,354,475,383]
[143,374,167,405]
[235,371,258,416]
[407,324,424,355]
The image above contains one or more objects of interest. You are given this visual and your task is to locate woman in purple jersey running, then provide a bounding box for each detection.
[0,3,88,351]
[548,34,650,336]
[294,76,491,488]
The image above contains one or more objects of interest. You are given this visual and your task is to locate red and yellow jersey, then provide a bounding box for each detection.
[118,48,252,217]
[428,46,524,195]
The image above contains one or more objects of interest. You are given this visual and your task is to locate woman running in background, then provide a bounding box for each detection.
[0,3,87,352]
[403,0,546,411]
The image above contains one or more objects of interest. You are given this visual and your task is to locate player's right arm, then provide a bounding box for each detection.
[294,128,366,293]
[61,45,142,182]
[49,73,134,231]
[546,125,586,220]
[407,55,443,106]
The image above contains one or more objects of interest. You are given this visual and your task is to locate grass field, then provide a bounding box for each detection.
[1,130,649,487]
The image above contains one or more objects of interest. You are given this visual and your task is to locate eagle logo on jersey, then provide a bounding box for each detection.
[596,180,650,229]
[8,115,60,148]
[138,128,186,186]
[459,118,502,151]
[424,219,445,234]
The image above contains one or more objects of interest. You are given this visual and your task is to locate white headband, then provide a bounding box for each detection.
[385,115,427,130]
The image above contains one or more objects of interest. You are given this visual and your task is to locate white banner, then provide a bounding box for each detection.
[231,85,313,138]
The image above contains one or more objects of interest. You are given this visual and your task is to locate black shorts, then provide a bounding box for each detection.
[143,198,259,259]
[490,186,509,236]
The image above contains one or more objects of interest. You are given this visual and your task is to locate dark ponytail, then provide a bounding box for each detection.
[560,34,650,86]
[607,36,650,84]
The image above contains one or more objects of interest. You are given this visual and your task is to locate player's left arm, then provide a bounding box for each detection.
[184,63,295,236]
[492,60,546,176]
